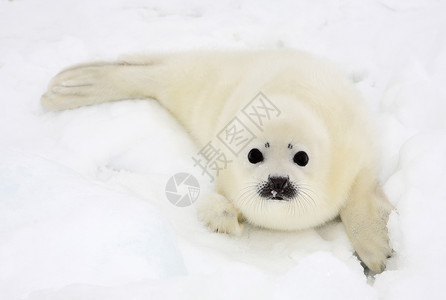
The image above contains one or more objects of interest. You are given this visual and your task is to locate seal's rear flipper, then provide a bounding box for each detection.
[41,59,164,111]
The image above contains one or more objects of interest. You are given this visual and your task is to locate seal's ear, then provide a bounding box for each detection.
[339,169,394,273]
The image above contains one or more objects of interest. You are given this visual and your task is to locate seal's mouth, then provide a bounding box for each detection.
[257,176,297,201]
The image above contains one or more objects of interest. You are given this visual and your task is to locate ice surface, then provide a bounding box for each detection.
[1,0,445,299]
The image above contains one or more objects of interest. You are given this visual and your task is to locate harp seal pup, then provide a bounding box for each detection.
[41,50,394,273]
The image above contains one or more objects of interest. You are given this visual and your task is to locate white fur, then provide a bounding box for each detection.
[42,50,393,273]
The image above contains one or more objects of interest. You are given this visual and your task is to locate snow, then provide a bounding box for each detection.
[1,0,446,299]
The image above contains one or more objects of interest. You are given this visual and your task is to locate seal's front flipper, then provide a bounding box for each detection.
[340,170,394,273]
[197,192,244,236]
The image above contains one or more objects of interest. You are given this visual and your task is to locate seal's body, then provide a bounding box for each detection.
[42,50,393,273]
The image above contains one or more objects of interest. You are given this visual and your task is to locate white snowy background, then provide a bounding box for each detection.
[1,0,446,299]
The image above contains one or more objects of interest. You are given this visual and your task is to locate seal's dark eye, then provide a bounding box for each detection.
[293,151,309,166]
[248,148,264,164]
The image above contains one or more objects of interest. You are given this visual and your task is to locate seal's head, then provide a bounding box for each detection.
[220,98,350,231]
[248,145,307,201]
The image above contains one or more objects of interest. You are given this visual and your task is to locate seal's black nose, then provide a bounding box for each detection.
[269,176,289,191]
